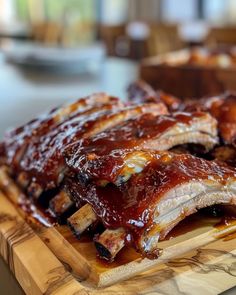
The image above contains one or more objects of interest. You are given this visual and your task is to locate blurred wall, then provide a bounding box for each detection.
[161,0,198,22]
[128,0,161,22]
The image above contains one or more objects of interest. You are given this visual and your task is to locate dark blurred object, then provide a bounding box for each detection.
[206,27,236,47]
[211,146,236,167]
[140,47,236,99]
[98,22,183,60]
[31,21,95,46]
[32,22,63,45]
[127,79,157,101]
[147,23,183,56]
[98,24,130,57]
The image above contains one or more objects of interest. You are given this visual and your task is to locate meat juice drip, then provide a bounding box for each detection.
[215,217,236,230]
[164,206,236,241]
[213,205,236,230]
[222,232,236,241]
[163,212,210,240]
[96,245,141,269]
[18,194,56,227]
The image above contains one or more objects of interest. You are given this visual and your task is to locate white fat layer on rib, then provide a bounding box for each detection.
[140,188,236,253]
[165,115,217,137]
[156,181,220,216]
[141,131,217,152]
[156,190,236,226]
[116,129,218,184]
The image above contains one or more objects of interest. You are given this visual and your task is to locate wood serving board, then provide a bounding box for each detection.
[1,168,236,294]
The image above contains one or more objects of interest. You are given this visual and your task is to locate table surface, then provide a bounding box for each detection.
[0,55,235,295]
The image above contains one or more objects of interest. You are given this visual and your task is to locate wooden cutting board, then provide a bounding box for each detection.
[1,168,236,294]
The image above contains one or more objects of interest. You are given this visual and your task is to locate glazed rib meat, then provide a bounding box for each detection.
[3,93,119,169]
[66,111,218,184]
[183,92,236,144]
[72,152,236,260]
[19,102,167,191]
[2,91,236,263]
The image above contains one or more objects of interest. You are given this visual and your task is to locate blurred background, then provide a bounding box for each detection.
[1,1,236,293]
[1,0,236,134]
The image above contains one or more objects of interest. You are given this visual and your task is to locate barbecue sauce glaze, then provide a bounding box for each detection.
[66,112,207,183]
[72,152,236,251]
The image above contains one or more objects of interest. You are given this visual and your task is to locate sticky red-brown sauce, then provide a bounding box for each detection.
[65,112,205,182]
[20,107,115,186]
[184,93,236,144]
[72,153,236,245]
[3,96,119,171]
[11,102,161,189]
[68,112,199,157]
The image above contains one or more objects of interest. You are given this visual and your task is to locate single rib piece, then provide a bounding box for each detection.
[49,190,75,222]
[19,102,167,191]
[66,111,218,184]
[18,102,122,189]
[184,92,236,144]
[67,204,97,238]
[94,228,126,261]
[73,152,236,260]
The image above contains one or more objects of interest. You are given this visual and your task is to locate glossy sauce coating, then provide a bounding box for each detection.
[20,105,119,188]
[17,102,164,189]
[3,95,118,169]
[70,152,236,243]
[184,93,236,144]
[66,111,208,182]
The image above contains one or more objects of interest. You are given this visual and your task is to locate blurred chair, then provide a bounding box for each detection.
[32,21,95,46]
[206,27,236,46]
[32,22,63,45]
[146,24,184,56]
[98,24,130,57]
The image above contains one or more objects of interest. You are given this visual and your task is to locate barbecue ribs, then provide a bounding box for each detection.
[1,90,236,262]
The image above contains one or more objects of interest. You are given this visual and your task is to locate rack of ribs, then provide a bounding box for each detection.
[1,90,236,262]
